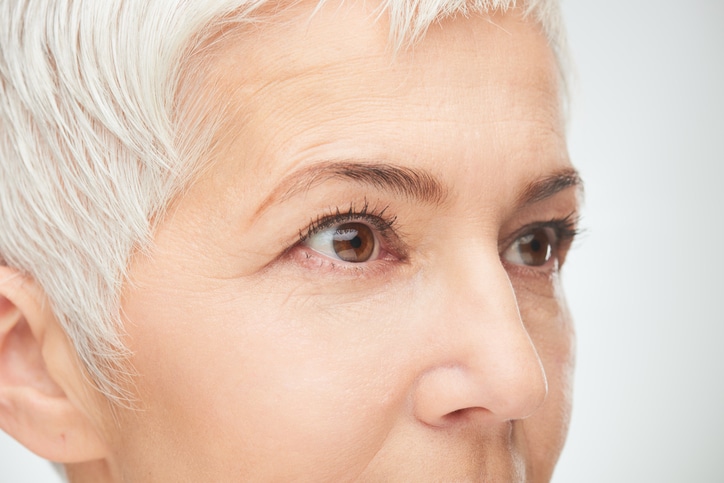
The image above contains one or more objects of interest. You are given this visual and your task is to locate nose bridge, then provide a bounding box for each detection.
[413,243,548,426]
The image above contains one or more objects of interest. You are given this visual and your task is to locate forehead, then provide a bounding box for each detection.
[206,3,560,117]
[180,1,566,210]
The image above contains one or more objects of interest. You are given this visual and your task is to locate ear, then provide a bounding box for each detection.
[0,265,109,463]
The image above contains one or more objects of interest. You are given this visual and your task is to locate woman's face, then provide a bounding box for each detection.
[104,3,579,481]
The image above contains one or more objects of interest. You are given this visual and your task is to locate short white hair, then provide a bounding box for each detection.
[0,0,565,403]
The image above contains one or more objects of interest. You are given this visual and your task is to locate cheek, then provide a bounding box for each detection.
[116,274,416,477]
[514,275,575,476]
[513,271,574,360]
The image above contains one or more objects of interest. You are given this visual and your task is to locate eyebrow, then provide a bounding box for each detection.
[255,161,449,215]
[255,160,581,216]
[516,168,583,206]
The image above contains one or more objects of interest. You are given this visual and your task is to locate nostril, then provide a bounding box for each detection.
[438,406,494,427]
[442,408,466,424]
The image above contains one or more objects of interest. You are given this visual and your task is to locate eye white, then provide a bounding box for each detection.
[305,229,336,254]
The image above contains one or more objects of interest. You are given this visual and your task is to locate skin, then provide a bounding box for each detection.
[60,2,579,481]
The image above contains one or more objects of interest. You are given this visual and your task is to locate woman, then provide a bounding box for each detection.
[0,0,581,480]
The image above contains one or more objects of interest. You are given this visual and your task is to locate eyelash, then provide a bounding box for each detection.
[500,211,581,270]
[298,200,398,245]
[514,212,580,247]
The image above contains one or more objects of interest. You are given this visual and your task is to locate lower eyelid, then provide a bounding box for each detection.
[502,258,559,283]
[287,244,400,278]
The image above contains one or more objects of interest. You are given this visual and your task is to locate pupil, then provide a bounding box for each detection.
[350,236,362,249]
[531,239,541,252]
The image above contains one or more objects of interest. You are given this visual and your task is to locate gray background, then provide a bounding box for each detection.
[556,0,724,481]
[2,0,723,481]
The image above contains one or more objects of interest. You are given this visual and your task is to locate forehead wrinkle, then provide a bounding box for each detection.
[216,52,401,143]
[253,161,449,218]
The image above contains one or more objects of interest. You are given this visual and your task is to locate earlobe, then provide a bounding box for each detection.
[0,266,110,463]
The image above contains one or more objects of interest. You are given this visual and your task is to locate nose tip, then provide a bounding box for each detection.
[412,258,549,428]
[413,345,548,427]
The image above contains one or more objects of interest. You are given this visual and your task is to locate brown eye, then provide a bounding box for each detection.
[503,227,555,267]
[305,221,380,263]
[332,223,376,262]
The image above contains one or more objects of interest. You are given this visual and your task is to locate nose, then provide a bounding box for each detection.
[412,247,548,427]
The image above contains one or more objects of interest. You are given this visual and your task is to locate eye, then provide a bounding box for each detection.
[304,222,380,263]
[503,227,556,267]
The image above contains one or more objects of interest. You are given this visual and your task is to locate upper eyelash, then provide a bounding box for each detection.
[298,200,398,243]
[530,211,581,243]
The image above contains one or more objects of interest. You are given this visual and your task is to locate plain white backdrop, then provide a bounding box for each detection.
[2,0,723,481]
